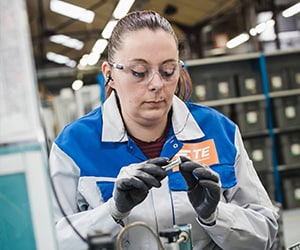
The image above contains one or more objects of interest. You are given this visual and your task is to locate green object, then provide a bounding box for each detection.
[0,173,36,250]
[175,224,192,250]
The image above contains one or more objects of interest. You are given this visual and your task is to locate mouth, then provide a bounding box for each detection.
[145,98,165,103]
[145,99,164,105]
[143,99,165,109]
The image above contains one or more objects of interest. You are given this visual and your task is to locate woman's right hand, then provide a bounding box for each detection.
[108,157,169,220]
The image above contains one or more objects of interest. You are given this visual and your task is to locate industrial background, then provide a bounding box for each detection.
[1,0,300,249]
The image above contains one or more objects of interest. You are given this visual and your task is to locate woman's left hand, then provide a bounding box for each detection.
[179,156,221,224]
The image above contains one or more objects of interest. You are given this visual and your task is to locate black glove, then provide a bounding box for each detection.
[179,156,221,223]
[108,157,169,220]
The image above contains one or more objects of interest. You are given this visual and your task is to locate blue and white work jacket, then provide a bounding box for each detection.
[49,91,278,250]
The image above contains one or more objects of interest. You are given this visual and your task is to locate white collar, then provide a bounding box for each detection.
[102,91,204,142]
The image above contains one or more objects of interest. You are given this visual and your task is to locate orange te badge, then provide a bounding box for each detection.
[172,139,220,171]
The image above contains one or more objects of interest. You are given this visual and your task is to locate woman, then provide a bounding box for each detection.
[49,10,278,250]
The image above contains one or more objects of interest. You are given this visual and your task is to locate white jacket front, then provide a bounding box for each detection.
[49,92,278,250]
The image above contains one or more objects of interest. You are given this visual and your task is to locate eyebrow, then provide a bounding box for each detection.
[127,58,178,65]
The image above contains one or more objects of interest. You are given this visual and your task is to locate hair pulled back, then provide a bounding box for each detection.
[106,10,192,101]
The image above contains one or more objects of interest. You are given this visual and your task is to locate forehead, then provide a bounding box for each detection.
[115,28,178,62]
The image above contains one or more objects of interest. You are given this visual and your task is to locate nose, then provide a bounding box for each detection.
[147,70,164,89]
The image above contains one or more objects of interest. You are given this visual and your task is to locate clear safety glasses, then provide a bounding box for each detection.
[109,60,184,85]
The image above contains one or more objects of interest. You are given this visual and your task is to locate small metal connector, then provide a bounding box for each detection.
[162,157,182,171]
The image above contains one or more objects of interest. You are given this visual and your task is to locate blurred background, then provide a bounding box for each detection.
[28,0,300,93]
[1,0,300,249]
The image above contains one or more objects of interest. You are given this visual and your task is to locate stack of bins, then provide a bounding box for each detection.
[278,131,300,209]
[189,67,237,119]
[235,72,275,199]
[243,137,275,200]
[271,65,300,209]
[186,51,300,212]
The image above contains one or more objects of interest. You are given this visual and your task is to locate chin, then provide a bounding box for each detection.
[142,110,168,121]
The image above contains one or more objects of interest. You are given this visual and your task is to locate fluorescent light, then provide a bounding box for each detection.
[226,33,250,49]
[249,28,257,36]
[46,52,76,68]
[78,51,102,68]
[72,80,84,91]
[249,19,275,37]
[102,20,118,39]
[50,0,95,23]
[47,52,69,64]
[255,23,267,34]
[87,52,101,66]
[66,60,76,68]
[92,39,108,54]
[79,54,89,67]
[113,0,135,19]
[50,34,84,50]
[282,2,300,17]
[249,23,267,36]
[266,19,275,26]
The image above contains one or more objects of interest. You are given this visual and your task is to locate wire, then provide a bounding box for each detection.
[40,112,88,244]
[116,221,165,250]
[47,158,88,243]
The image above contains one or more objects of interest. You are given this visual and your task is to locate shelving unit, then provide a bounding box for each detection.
[186,49,300,208]
[265,50,300,209]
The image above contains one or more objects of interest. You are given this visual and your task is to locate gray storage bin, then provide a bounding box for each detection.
[214,75,237,99]
[288,67,300,89]
[268,69,289,92]
[279,132,300,165]
[282,176,300,209]
[244,137,273,172]
[192,77,215,102]
[273,96,300,128]
[234,101,267,133]
[238,73,263,96]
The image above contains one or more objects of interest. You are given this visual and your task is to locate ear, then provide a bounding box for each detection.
[101,61,114,86]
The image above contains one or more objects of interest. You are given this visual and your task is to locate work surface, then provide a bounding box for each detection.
[282,208,300,248]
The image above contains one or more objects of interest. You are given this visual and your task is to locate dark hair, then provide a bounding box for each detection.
[106,10,192,101]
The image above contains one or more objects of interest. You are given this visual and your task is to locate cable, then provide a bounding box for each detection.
[40,111,88,244]
[47,158,88,243]
[116,221,165,250]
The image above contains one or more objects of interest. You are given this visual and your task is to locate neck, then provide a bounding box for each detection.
[125,116,169,142]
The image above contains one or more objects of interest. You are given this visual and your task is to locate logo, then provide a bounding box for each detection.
[172,139,219,171]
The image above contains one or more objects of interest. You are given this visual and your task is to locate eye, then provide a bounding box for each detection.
[160,64,176,78]
[162,69,175,77]
[131,70,147,79]
[129,64,148,80]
